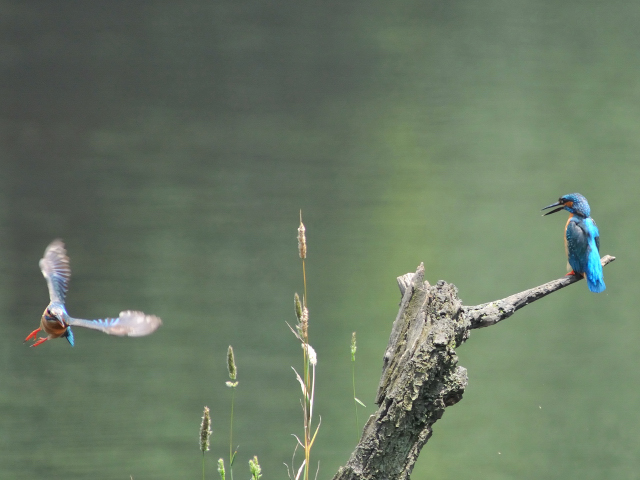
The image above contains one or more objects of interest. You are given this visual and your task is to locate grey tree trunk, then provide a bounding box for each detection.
[332,255,615,480]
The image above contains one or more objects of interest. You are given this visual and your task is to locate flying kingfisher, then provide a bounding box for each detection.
[542,193,605,293]
[24,239,162,347]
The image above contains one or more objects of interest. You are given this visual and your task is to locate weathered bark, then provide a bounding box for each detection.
[332,255,616,480]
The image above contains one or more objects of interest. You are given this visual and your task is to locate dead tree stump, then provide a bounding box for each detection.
[332,255,615,480]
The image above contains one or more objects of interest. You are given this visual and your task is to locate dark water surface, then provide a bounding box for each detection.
[2,2,640,479]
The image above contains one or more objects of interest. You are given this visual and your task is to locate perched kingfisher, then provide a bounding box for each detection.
[24,239,162,347]
[542,193,605,293]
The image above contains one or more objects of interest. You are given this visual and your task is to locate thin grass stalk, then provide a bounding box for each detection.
[226,346,238,480]
[303,347,310,480]
[298,212,312,480]
[302,258,307,311]
[229,387,235,480]
[351,332,360,441]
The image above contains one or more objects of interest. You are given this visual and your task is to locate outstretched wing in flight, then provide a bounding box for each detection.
[39,239,71,304]
[67,310,162,337]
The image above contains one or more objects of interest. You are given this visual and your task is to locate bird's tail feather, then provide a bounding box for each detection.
[586,248,606,293]
[64,326,75,346]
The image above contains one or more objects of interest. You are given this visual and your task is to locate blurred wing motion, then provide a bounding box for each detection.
[68,310,162,337]
[39,239,71,304]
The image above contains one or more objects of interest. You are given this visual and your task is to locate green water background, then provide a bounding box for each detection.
[1,1,639,478]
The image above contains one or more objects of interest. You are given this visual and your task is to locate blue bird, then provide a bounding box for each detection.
[24,240,162,347]
[542,193,605,293]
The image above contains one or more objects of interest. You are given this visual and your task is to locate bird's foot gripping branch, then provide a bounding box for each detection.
[332,255,615,480]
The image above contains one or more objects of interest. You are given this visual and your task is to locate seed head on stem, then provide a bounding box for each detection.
[217,458,226,480]
[226,345,238,387]
[297,211,307,260]
[249,456,262,480]
[351,332,357,361]
[200,406,212,453]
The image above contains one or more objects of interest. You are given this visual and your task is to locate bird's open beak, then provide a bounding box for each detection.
[541,201,564,216]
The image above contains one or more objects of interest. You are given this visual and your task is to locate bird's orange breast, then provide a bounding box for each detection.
[40,311,67,338]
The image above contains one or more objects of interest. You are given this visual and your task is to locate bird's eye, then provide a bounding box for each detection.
[558,197,565,204]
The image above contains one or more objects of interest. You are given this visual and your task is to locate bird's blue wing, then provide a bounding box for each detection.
[567,218,605,292]
[39,240,71,304]
[67,310,162,337]
[565,219,590,274]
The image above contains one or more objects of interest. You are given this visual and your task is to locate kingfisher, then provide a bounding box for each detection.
[542,193,605,293]
[24,239,162,347]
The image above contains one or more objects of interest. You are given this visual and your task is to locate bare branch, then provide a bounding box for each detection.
[464,255,615,329]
